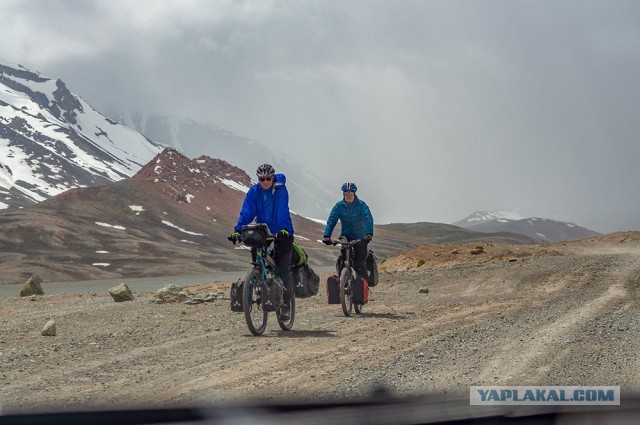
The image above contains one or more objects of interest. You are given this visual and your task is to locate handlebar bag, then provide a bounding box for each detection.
[241,225,268,248]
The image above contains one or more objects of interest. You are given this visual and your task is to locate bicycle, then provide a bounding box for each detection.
[329,237,364,317]
[236,223,295,335]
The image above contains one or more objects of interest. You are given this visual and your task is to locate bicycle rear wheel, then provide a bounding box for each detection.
[243,268,268,336]
[339,268,353,317]
[277,293,296,331]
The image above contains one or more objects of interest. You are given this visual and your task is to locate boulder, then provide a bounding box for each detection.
[20,274,44,297]
[109,283,135,302]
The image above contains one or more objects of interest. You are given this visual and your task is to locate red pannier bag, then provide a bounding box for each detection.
[352,277,369,305]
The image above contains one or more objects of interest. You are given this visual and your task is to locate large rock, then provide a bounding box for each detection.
[20,274,44,297]
[108,283,135,302]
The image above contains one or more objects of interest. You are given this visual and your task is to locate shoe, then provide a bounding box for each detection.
[278,303,290,321]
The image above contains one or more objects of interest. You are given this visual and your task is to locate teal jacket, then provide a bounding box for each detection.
[323,196,374,240]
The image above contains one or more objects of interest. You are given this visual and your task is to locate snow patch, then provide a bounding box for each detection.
[95,222,126,230]
[92,263,110,267]
[162,220,204,236]
[129,205,145,212]
[220,178,250,193]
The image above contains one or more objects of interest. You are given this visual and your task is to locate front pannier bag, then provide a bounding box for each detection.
[352,277,369,305]
[262,276,284,312]
[326,275,340,304]
[229,279,244,312]
[366,250,379,287]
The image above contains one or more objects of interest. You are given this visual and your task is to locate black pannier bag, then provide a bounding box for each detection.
[240,224,268,248]
[229,279,244,312]
[352,277,369,305]
[262,276,284,312]
[293,264,320,298]
[326,275,340,304]
[366,250,379,287]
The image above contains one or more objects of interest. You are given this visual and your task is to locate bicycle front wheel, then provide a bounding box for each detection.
[339,268,353,317]
[243,268,268,336]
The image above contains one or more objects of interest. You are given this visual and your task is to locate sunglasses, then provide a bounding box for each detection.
[259,177,272,182]
[343,191,355,195]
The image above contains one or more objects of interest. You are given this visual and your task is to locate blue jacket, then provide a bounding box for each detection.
[323,196,374,240]
[234,173,294,236]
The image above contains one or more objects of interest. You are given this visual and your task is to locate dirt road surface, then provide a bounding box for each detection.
[1,235,639,413]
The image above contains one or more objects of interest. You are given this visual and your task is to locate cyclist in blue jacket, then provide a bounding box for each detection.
[229,163,295,321]
[322,182,374,284]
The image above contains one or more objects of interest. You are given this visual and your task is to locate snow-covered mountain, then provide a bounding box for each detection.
[452,210,525,228]
[453,210,601,242]
[0,62,163,208]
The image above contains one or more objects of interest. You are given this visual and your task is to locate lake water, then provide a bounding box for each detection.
[0,265,336,297]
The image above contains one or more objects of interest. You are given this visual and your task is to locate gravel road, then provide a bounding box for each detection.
[1,239,639,414]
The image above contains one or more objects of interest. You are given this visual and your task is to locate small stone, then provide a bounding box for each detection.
[41,320,57,336]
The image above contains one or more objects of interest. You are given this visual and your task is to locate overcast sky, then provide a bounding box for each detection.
[2,0,639,232]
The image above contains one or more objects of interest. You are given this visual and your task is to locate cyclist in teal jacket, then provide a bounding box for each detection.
[229,163,295,321]
[322,182,374,283]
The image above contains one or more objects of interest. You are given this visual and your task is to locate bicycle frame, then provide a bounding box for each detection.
[330,238,363,316]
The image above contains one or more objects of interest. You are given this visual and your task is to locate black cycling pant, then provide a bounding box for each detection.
[275,234,294,305]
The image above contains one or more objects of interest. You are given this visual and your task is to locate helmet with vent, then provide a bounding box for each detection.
[256,163,275,177]
[341,182,357,192]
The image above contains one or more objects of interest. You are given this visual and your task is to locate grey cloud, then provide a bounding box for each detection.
[2,0,640,232]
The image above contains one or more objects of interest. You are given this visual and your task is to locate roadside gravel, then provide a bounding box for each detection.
[1,240,639,413]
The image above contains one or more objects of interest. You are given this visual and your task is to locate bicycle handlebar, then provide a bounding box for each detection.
[328,238,361,247]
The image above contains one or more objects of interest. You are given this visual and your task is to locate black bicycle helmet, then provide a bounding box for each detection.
[256,163,275,177]
[341,182,357,192]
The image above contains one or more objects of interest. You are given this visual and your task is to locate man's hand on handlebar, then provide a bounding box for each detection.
[228,231,241,244]
[322,237,332,245]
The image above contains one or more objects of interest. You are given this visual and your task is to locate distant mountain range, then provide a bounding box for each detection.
[452,210,601,242]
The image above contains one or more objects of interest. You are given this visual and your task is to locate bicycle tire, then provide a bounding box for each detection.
[339,268,353,317]
[243,268,268,336]
[277,292,296,331]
